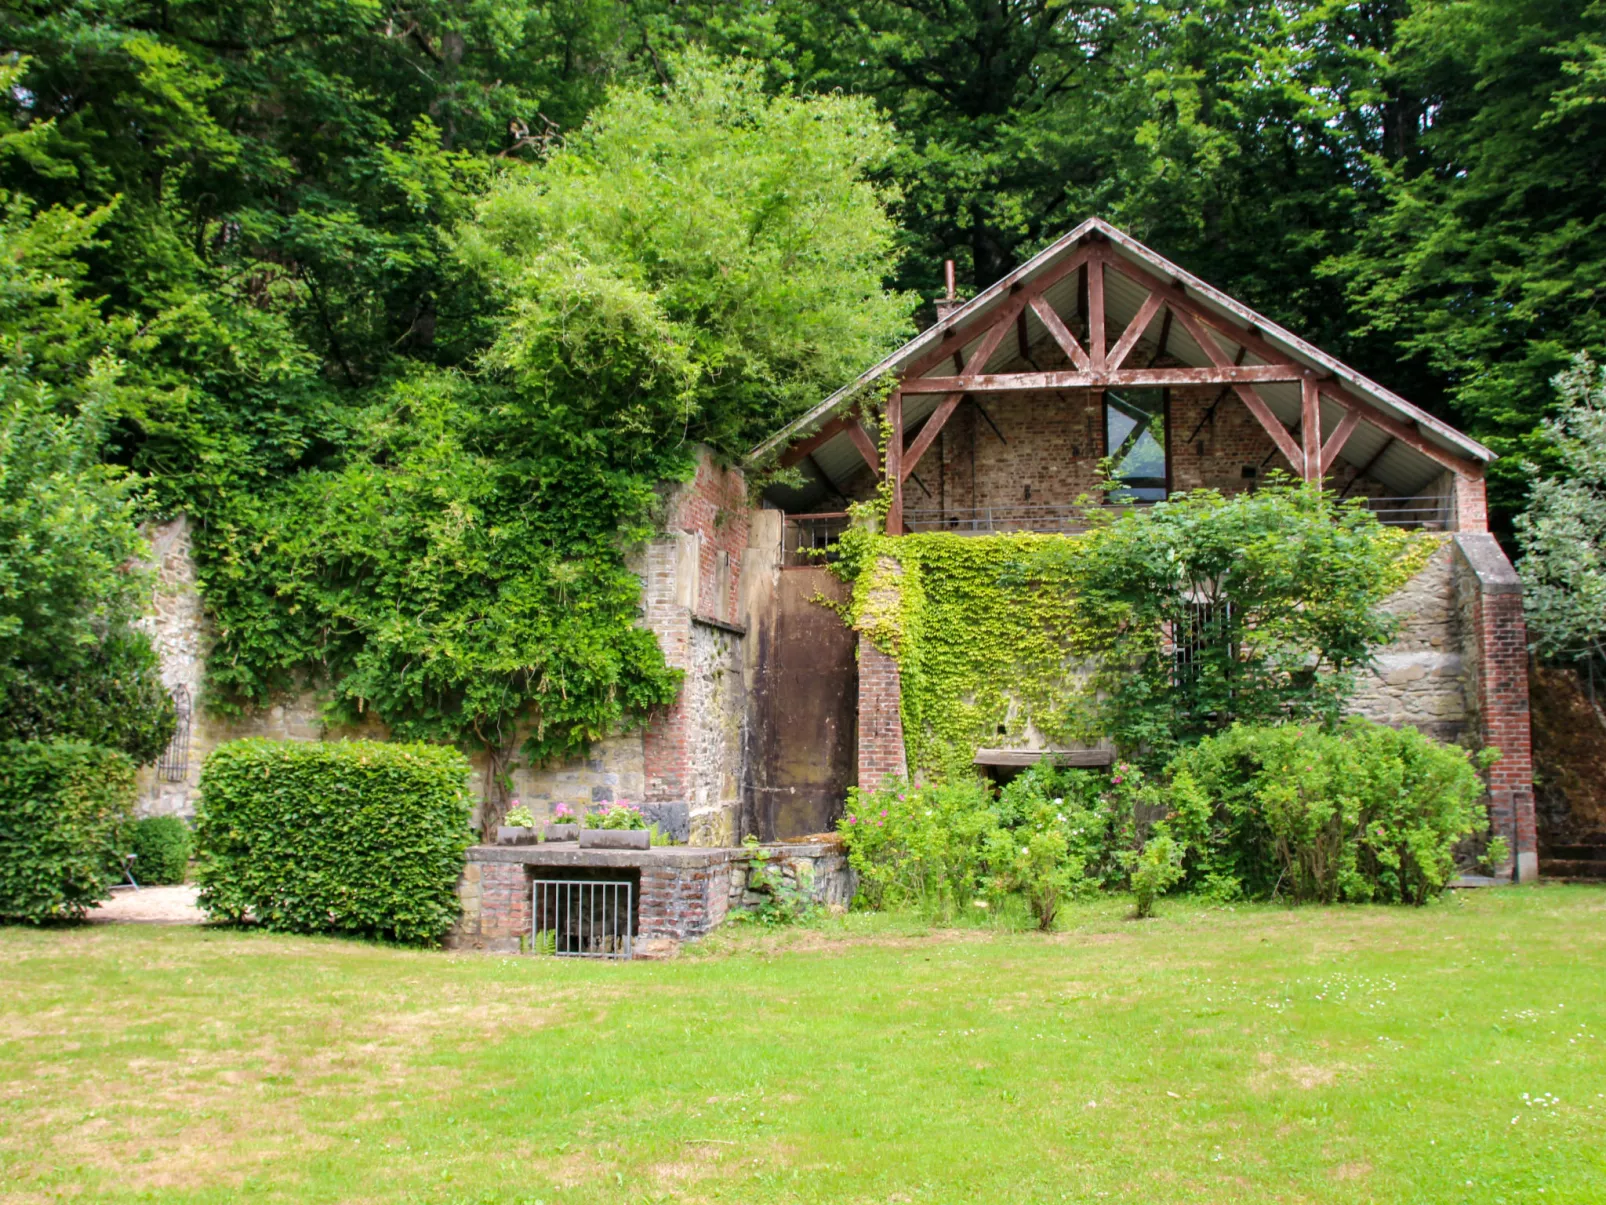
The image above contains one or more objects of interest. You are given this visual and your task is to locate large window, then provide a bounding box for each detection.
[1103,388,1167,501]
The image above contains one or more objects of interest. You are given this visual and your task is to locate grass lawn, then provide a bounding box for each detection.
[2,887,1604,1204]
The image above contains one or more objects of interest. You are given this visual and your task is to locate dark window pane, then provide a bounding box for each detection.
[1104,389,1166,501]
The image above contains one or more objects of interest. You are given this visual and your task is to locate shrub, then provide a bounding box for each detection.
[0,740,135,921]
[194,739,474,944]
[502,803,536,828]
[1124,831,1186,919]
[840,778,1002,915]
[130,816,192,885]
[1166,719,1497,905]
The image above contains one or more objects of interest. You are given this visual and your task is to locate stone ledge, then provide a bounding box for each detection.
[466,843,734,870]
[1453,533,1522,595]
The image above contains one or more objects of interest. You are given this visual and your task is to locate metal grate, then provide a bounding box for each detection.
[783,512,851,566]
[531,879,634,959]
[156,685,191,783]
[1174,599,1234,688]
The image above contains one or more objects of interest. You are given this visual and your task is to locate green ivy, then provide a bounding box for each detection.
[833,485,1437,774]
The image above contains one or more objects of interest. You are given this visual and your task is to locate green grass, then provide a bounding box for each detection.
[2,888,1604,1204]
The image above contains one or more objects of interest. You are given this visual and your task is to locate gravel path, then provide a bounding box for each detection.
[89,885,205,925]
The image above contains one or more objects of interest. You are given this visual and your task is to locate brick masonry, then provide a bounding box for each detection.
[451,841,852,955]
[857,636,909,792]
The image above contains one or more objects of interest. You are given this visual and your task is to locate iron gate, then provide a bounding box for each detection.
[531,878,634,959]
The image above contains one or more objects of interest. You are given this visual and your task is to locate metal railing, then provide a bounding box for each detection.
[903,504,1111,535]
[783,512,852,566]
[531,879,634,959]
[1355,496,1455,530]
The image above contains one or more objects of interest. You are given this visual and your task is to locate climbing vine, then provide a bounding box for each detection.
[833,484,1438,774]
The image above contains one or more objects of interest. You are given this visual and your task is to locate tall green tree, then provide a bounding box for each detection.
[199,57,911,819]
[1331,0,1606,516]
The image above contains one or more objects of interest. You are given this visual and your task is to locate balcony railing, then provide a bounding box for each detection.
[783,495,1453,562]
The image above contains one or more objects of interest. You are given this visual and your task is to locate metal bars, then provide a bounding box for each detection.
[156,685,191,783]
[531,879,634,960]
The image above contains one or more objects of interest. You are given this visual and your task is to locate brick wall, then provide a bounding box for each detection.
[641,448,750,842]
[856,636,908,791]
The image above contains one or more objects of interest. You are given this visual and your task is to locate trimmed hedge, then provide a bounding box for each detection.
[194,739,474,944]
[0,741,136,922]
[130,816,192,885]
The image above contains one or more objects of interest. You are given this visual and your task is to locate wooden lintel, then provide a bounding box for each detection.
[1319,407,1362,476]
[1107,293,1164,372]
[1233,383,1305,469]
[1028,295,1092,371]
[901,364,1308,394]
[1301,376,1321,481]
[900,392,964,483]
[845,414,881,478]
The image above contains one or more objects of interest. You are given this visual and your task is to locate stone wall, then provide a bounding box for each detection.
[1347,541,1470,741]
[131,448,751,847]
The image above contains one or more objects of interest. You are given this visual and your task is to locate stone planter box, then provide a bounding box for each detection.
[543,823,580,842]
[496,826,538,846]
[578,828,650,850]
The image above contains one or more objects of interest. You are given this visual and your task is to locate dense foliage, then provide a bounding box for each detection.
[1516,355,1606,666]
[130,815,193,885]
[0,741,137,922]
[839,485,1430,772]
[3,0,1598,781]
[194,739,474,943]
[842,718,1498,923]
[0,195,174,761]
[1168,720,1501,905]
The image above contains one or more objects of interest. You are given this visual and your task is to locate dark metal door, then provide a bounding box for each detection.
[745,567,858,841]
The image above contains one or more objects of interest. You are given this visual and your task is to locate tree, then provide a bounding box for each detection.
[0,194,175,762]
[199,57,912,822]
[1330,0,1606,520]
[1516,354,1606,666]
[1038,484,1423,762]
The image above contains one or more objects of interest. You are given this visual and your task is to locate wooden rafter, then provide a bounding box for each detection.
[1087,255,1107,370]
[1107,293,1165,373]
[1319,407,1362,476]
[900,392,964,483]
[845,413,880,478]
[1028,295,1092,371]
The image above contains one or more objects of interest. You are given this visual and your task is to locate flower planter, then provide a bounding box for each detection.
[543,823,580,842]
[578,828,650,850]
[496,826,538,846]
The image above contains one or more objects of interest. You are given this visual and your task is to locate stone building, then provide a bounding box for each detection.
[137,218,1537,896]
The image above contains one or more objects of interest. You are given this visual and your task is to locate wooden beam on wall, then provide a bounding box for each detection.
[884,389,904,534]
[1233,384,1306,470]
[900,364,1306,393]
[1087,255,1107,371]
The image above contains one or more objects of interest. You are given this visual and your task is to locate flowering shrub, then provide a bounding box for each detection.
[584,801,648,830]
[552,802,581,824]
[839,779,1001,915]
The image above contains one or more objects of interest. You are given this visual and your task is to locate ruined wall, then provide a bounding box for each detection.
[133,448,751,846]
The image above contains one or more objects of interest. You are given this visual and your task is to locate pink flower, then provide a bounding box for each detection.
[846,815,857,825]
[1112,776,1123,784]
[880,809,887,817]
[876,819,884,826]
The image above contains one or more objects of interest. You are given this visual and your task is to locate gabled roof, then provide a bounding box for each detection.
[747,218,1491,501]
